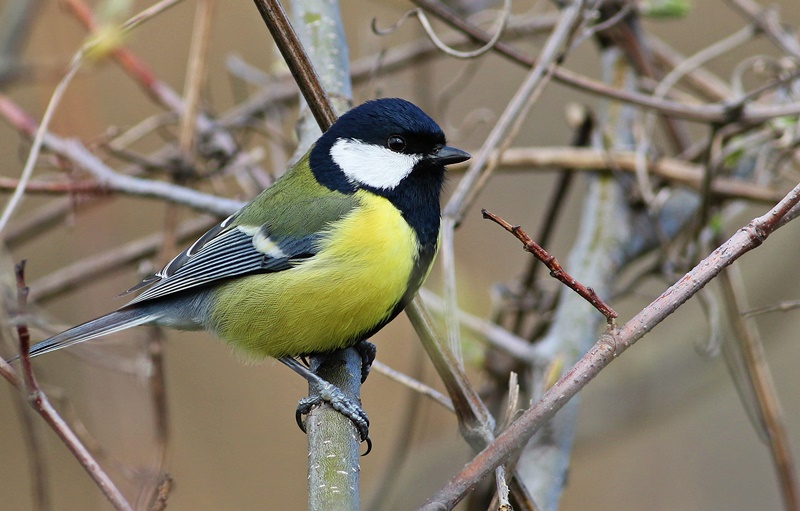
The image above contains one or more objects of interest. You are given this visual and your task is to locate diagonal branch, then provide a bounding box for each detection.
[418,181,800,511]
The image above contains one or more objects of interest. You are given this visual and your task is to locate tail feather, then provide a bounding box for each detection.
[27,308,159,358]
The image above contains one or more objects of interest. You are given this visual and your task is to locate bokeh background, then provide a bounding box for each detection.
[1,1,800,510]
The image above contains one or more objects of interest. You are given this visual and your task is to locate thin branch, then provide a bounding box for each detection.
[725,0,800,59]
[0,94,243,216]
[438,0,587,369]
[12,262,133,511]
[373,0,511,60]
[418,288,538,363]
[718,264,799,511]
[372,360,454,412]
[252,0,336,130]
[647,35,734,102]
[494,146,788,204]
[0,52,82,234]
[178,0,215,153]
[418,180,800,511]
[481,209,618,322]
[742,300,800,317]
[121,0,185,33]
[414,0,800,124]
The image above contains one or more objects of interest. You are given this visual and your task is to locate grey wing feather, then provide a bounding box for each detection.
[125,218,320,306]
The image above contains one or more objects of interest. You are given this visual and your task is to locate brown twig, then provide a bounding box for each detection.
[178,0,215,154]
[0,177,109,194]
[510,107,593,333]
[495,146,788,205]
[251,0,336,131]
[481,209,618,322]
[12,262,133,511]
[742,300,800,317]
[413,0,800,124]
[372,359,454,412]
[419,179,800,511]
[718,264,799,511]
[63,0,237,160]
[0,93,243,216]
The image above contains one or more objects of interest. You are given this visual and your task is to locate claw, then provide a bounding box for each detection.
[356,340,376,384]
[282,355,371,445]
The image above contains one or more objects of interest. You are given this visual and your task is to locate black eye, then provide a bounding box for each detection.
[387,135,406,152]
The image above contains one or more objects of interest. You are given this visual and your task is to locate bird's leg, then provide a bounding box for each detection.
[355,340,376,383]
[280,355,370,445]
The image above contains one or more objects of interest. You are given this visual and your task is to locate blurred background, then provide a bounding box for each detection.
[1,1,800,510]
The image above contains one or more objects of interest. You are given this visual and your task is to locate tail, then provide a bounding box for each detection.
[25,308,160,359]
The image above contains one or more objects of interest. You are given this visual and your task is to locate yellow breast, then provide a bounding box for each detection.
[209,190,419,358]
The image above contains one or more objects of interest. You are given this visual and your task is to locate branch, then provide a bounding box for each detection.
[414,0,800,124]
[0,94,243,216]
[419,180,800,511]
[11,262,133,511]
[481,209,618,322]
[494,147,788,204]
[252,0,336,130]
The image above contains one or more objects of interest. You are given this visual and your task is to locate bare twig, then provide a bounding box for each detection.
[121,0,184,33]
[718,264,799,511]
[0,52,82,234]
[495,146,788,204]
[372,360,454,412]
[418,181,800,511]
[725,0,800,59]
[481,209,618,322]
[742,300,800,317]
[373,0,510,59]
[0,95,243,216]
[178,0,215,154]
[414,0,800,124]
[251,0,336,130]
[12,262,133,511]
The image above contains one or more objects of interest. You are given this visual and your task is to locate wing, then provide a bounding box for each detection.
[124,214,324,306]
[122,159,358,307]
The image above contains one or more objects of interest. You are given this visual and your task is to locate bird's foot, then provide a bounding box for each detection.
[295,384,370,442]
[280,355,372,454]
[355,340,376,384]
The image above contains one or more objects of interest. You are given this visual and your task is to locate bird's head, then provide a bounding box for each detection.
[309,98,470,198]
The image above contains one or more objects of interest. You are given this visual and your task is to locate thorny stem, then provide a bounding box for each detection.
[481,209,618,322]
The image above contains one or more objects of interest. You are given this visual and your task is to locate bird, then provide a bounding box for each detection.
[20,97,470,440]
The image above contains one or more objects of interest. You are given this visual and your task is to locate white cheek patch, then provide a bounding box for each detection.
[330,138,421,190]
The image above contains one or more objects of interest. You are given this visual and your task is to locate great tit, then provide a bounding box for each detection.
[22,98,470,410]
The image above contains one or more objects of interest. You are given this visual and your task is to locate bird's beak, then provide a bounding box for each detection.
[431,145,471,165]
